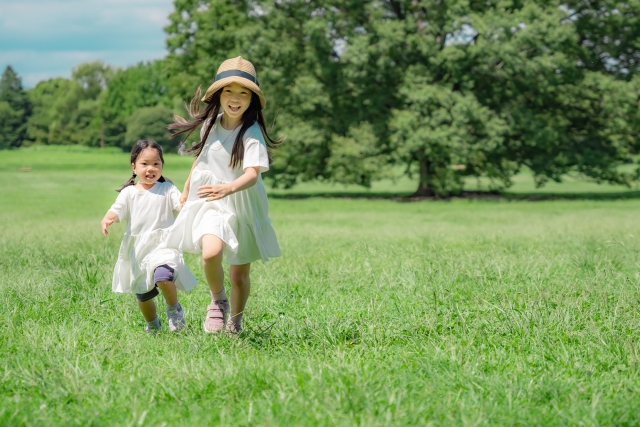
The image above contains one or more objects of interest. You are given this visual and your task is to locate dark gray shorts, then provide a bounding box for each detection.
[136,264,175,302]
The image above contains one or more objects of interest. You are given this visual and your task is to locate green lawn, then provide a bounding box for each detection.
[1,147,640,425]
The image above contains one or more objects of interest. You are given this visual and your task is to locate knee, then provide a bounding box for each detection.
[154,265,174,284]
[155,280,174,290]
[229,269,250,285]
[201,236,224,263]
[202,249,223,264]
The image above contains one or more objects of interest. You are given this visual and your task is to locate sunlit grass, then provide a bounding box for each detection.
[2,147,640,425]
[4,146,639,197]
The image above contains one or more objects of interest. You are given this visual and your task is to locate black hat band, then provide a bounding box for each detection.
[214,70,260,87]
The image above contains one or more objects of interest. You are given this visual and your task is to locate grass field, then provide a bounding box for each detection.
[2,147,640,426]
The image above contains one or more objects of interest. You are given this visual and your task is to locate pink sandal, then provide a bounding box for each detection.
[204,300,229,333]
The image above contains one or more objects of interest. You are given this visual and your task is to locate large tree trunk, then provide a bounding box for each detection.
[411,157,436,197]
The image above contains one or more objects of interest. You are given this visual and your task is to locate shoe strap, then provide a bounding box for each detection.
[207,302,228,319]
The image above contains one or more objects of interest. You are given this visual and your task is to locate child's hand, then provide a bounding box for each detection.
[180,192,188,207]
[197,184,232,201]
[101,218,115,236]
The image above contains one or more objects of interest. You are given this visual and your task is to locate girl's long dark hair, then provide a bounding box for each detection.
[168,86,282,168]
[116,139,167,192]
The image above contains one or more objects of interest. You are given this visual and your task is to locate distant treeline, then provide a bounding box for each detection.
[1,1,640,196]
[0,61,179,153]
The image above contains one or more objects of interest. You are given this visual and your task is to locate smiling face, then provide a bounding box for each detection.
[219,82,253,128]
[132,147,163,188]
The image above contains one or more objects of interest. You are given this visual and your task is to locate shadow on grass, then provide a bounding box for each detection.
[269,191,411,200]
[499,190,640,201]
[269,190,640,202]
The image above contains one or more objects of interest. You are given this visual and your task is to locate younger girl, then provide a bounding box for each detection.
[165,56,282,334]
[101,139,197,333]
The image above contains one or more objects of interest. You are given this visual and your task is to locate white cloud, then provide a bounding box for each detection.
[2,49,168,87]
[0,0,174,87]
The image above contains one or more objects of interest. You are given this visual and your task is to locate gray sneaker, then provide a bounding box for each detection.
[204,299,229,333]
[226,320,242,334]
[146,317,162,334]
[167,303,186,332]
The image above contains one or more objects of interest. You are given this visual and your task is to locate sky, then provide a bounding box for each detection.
[0,0,175,88]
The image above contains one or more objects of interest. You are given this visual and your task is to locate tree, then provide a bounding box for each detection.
[0,101,16,149]
[100,60,173,148]
[165,0,344,187]
[26,77,77,146]
[25,61,112,147]
[25,60,176,149]
[322,1,640,195]
[565,0,640,79]
[125,105,179,152]
[464,2,640,188]
[164,0,255,100]
[0,66,31,149]
[72,61,114,100]
[165,0,640,196]
[102,61,171,117]
[326,0,519,195]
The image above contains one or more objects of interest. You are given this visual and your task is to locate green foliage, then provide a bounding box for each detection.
[25,61,112,147]
[565,0,640,79]
[464,3,640,188]
[165,0,341,187]
[0,66,31,149]
[166,0,640,196]
[102,61,171,118]
[9,0,640,196]
[72,61,114,100]
[24,61,175,150]
[327,122,389,187]
[125,105,178,152]
[0,101,16,149]
[26,78,75,145]
[390,81,513,195]
[165,0,255,100]
[100,61,174,148]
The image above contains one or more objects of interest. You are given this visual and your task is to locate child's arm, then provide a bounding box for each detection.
[101,211,119,236]
[169,185,183,214]
[197,167,260,202]
[181,157,198,207]
[102,189,128,235]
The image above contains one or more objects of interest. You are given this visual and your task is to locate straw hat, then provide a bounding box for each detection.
[202,56,266,109]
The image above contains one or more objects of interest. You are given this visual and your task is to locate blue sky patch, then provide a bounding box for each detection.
[0,0,174,87]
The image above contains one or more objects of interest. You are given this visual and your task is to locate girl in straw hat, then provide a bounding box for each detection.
[165,56,282,334]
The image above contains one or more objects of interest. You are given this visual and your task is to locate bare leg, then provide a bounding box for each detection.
[201,234,225,295]
[156,280,178,306]
[156,280,185,331]
[138,299,157,322]
[229,263,251,329]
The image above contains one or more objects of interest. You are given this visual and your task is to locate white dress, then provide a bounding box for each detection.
[108,182,197,294]
[165,114,281,265]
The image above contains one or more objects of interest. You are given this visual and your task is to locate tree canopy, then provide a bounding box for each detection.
[101,61,174,148]
[25,61,112,147]
[164,0,640,196]
[124,105,178,152]
[0,66,31,149]
[3,0,640,197]
[20,60,174,149]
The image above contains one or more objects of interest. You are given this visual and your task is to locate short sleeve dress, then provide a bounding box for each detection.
[165,114,281,265]
[109,182,197,294]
